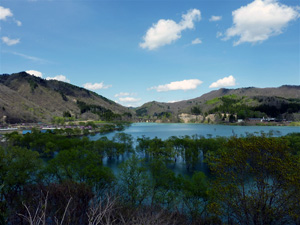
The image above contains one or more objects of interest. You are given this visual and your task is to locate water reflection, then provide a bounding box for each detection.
[92,123,299,176]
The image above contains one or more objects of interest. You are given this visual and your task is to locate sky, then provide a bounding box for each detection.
[0,0,299,107]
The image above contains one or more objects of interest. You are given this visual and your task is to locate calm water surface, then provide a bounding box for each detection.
[89,123,299,176]
[90,123,300,141]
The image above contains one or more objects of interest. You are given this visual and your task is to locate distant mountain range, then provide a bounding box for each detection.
[1,72,299,124]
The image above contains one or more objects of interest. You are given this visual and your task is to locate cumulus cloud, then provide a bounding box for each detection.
[26,70,43,77]
[25,70,70,82]
[46,75,70,83]
[209,75,236,88]
[2,37,20,46]
[224,0,300,45]
[119,97,141,103]
[209,15,222,22]
[140,9,201,50]
[0,6,22,26]
[191,38,202,45]
[0,6,13,20]
[83,82,112,90]
[149,79,203,92]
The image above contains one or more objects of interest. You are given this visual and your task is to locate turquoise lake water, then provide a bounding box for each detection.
[89,123,299,175]
[90,123,300,141]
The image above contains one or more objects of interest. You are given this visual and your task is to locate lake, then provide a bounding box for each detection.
[90,123,299,176]
[90,123,300,141]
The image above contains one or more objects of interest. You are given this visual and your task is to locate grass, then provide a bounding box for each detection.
[206,97,220,105]
[223,94,238,99]
[289,121,300,126]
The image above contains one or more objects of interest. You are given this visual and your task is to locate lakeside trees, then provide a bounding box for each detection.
[0,131,299,224]
[207,136,300,224]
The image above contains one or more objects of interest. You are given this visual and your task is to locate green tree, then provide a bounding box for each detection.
[113,132,133,153]
[148,158,179,209]
[46,148,114,191]
[118,155,150,206]
[0,146,42,217]
[181,172,209,220]
[207,136,300,224]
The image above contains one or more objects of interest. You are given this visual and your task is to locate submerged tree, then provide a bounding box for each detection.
[118,155,150,207]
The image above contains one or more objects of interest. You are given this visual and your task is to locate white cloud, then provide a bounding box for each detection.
[119,97,141,103]
[209,75,236,88]
[224,0,300,45]
[216,31,223,38]
[2,37,20,46]
[209,15,222,22]
[9,51,49,63]
[149,79,203,92]
[26,70,43,78]
[15,20,22,26]
[191,38,202,45]
[0,6,13,20]
[83,82,112,90]
[168,100,181,103]
[115,92,130,97]
[140,9,201,50]
[25,70,70,82]
[46,75,70,83]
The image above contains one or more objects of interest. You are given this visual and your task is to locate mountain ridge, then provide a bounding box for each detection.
[0,72,133,123]
[135,85,300,122]
[1,72,299,124]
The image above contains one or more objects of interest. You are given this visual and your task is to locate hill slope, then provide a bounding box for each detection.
[135,86,300,122]
[0,72,134,123]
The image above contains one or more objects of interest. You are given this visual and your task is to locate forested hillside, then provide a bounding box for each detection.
[135,86,300,123]
[0,72,134,123]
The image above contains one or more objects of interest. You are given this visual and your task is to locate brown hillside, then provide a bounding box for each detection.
[0,72,134,123]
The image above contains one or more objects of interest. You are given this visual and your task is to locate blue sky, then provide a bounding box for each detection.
[0,0,299,107]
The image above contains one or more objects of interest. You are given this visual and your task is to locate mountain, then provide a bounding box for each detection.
[1,72,299,124]
[135,86,300,123]
[0,72,134,124]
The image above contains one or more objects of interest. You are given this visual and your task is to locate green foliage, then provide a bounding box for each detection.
[181,172,209,219]
[207,136,300,224]
[118,155,150,206]
[191,106,201,115]
[289,121,300,126]
[113,133,133,152]
[147,158,180,208]
[46,148,114,190]
[136,107,148,117]
[52,116,65,125]
[0,146,42,216]
[254,102,300,117]
[209,97,265,119]
[208,94,300,120]
[28,80,38,93]
[154,111,172,118]
[63,111,72,117]
[76,100,122,121]
[123,112,132,118]
[205,97,220,105]
[1,130,300,224]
